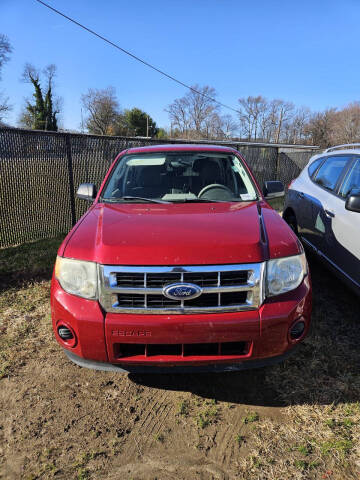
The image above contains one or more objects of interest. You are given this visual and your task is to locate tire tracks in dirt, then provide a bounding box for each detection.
[122,386,174,461]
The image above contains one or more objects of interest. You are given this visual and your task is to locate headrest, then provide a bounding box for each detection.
[137,165,164,187]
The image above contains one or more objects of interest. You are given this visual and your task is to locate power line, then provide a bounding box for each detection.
[34,0,241,115]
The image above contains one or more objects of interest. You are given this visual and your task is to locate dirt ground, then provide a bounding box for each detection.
[0,237,359,480]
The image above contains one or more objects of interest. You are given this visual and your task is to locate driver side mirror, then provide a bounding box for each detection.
[263,181,285,199]
[345,189,360,213]
[77,183,97,202]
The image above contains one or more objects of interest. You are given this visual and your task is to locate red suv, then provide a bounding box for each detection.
[51,145,312,372]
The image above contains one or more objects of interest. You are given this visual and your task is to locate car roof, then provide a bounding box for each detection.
[313,144,360,159]
[309,148,360,163]
[125,144,238,154]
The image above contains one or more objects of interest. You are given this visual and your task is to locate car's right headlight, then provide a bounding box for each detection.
[266,252,307,297]
[55,256,98,299]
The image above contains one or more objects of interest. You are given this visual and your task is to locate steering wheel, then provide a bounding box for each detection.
[198,183,234,200]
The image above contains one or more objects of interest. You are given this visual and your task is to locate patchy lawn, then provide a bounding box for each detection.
[0,238,359,480]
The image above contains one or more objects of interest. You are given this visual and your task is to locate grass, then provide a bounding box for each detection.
[0,281,51,378]
[235,434,246,446]
[153,432,165,443]
[0,234,64,288]
[267,196,284,212]
[296,443,312,456]
[196,403,219,429]
[0,236,63,378]
[72,452,94,480]
[177,399,190,416]
[243,411,259,424]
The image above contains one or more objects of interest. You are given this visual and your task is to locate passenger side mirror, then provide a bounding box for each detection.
[263,181,285,199]
[345,189,360,213]
[77,183,97,202]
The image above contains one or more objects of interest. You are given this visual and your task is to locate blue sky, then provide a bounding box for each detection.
[2,0,360,130]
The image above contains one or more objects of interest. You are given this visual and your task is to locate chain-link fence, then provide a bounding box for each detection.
[0,127,319,248]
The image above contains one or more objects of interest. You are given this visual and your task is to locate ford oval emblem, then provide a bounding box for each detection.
[163,283,202,300]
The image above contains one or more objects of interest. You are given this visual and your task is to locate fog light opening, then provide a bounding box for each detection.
[56,323,77,348]
[58,326,74,340]
[289,320,305,341]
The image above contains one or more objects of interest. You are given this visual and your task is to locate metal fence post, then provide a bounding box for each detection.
[276,147,281,180]
[65,133,77,227]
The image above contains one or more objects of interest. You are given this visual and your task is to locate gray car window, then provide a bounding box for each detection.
[340,158,360,197]
[314,155,350,192]
[308,157,324,177]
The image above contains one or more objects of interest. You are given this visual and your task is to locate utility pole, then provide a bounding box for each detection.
[146,115,149,137]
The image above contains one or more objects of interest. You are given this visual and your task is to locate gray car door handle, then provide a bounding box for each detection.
[324,209,335,218]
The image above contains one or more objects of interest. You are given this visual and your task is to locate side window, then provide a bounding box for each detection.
[339,158,360,198]
[308,157,324,177]
[313,155,350,192]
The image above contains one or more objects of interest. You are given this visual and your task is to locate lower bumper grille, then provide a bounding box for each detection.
[114,341,249,359]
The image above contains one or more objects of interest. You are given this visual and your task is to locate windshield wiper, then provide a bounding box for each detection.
[104,196,171,204]
[178,198,228,203]
[176,198,257,203]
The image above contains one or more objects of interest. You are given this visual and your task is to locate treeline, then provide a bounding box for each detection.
[167,89,360,148]
[237,96,360,148]
[1,32,360,147]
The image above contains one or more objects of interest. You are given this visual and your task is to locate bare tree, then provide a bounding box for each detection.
[0,94,10,122]
[203,112,223,139]
[166,97,192,137]
[238,95,268,141]
[187,85,219,133]
[0,34,12,79]
[166,85,219,138]
[288,107,311,144]
[0,34,12,121]
[305,109,337,148]
[331,102,360,145]
[18,108,33,128]
[237,96,297,143]
[81,86,120,135]
[272,100,294,143]
[219,114,238,138]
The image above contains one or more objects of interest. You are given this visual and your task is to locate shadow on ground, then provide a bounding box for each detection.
[129,255,360,407]
[0,235,64,290]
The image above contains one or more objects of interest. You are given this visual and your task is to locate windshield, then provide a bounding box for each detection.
[101,152,258,203]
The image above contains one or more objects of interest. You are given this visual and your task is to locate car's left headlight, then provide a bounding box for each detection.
[55,256,98,299]
[266,253,307,297]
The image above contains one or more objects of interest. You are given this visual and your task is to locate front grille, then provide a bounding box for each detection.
[116,273,144,287]
[100,263,264,314]
[117,295,145,308]
[220,271,248,285]
[117,291,248,309]
[113,341,249,358]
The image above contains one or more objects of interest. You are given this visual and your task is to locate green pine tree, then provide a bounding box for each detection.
[24,64,58,131]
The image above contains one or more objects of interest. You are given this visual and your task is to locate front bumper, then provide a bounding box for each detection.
[51,274,312,369]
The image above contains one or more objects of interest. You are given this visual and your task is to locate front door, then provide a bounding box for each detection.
[308,155,352,255]
[326,157,360,286]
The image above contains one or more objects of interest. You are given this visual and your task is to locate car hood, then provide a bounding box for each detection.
[62,202,300,265]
